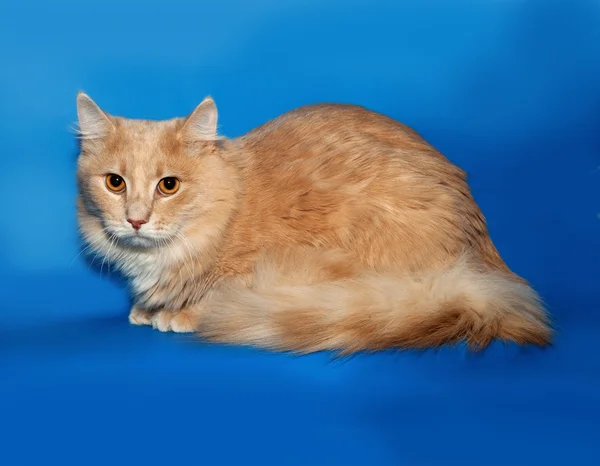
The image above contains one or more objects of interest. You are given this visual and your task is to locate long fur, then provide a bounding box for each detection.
[199,250,550,353]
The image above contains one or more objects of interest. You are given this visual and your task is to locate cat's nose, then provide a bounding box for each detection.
[127,218,148,231]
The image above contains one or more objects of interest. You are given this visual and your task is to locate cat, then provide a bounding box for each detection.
[75,92,552,354]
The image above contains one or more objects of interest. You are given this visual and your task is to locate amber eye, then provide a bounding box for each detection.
[158,177,180,195]
[105,174,126,193]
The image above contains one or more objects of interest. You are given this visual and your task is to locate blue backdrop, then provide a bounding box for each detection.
[1,0,599,465]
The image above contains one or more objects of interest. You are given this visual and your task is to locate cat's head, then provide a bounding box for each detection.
[75,93,239,259]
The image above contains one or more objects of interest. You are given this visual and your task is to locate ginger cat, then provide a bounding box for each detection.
[75,93,551,354]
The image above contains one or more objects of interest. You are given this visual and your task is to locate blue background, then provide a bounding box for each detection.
[1,0,599,464]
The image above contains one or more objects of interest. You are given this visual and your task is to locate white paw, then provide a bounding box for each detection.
[129,307,152,326]
[149,310,198,333]
[170,311,197,333]
[151,311,173,332]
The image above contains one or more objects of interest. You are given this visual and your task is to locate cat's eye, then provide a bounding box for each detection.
[158,177,180,195]
[105,174,126,193]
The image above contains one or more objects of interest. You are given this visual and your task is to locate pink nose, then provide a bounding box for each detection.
[127,218,148,231]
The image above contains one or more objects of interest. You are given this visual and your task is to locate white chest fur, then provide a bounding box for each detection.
[114,242,193,297]
[124,252,163,295]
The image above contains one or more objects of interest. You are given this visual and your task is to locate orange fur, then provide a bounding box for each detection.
[75,93,552,354]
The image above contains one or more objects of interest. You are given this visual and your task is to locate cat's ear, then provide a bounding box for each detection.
[76,92,115,140]
[180,96,219,142]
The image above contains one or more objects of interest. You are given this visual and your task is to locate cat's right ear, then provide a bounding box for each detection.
[76,92,115,140]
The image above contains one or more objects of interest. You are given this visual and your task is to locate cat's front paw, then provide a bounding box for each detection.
[129,306,153,326]
[151,309,198,333]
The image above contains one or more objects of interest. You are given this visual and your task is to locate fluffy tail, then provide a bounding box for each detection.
[198,252,552,354]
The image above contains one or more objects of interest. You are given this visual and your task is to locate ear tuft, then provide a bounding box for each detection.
[180,96,219,142]
[75,92,114,140]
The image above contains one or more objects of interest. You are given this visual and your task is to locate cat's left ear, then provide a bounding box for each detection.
[180,96,219,142]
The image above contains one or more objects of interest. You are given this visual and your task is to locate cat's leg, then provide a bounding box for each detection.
[149,275,251,333]
[129,306,154,326]
[150,307,203,333]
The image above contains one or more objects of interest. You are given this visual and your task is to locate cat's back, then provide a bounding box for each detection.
[218,102,498,274]
[235,103,465,193]
[239,103,436,160]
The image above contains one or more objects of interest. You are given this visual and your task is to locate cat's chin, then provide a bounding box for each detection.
[117,233,167,250]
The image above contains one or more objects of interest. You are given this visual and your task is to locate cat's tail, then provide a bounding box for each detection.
[198,251,552,354]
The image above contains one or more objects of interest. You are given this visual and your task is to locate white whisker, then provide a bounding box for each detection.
[167,236,186,296]
[100,232,118,276]
[70,227,111,267]
[176,232,197,281]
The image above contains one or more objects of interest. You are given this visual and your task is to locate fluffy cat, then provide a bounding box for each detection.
[75,92,551,354]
